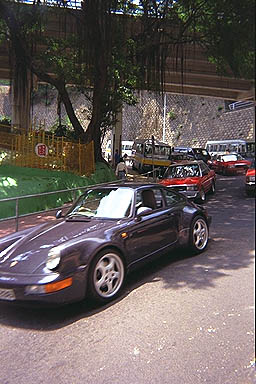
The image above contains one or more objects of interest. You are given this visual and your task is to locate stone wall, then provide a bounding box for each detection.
[122,91,255,147]
[0,86,254,148]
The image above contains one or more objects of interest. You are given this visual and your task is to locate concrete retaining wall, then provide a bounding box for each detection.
[0,86,254,148]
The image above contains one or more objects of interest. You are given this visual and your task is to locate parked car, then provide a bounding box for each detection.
[210,153,251,175]
[0,183,211,307]
[245,159,255,196]
[169,152,195,163]
[158,160,216,203]
[173,147,211,163]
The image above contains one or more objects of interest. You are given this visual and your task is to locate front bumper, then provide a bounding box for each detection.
[226,167,247,175]
[245,182,255,192]
[168,187,200,200]
[0,267,88,307]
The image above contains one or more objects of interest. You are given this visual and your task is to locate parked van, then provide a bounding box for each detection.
[173,147,211,163]
[104,140,134,161]
[132,138,172,173]
[121,141,134,158]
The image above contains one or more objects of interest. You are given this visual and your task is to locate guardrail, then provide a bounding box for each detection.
[0,186,86,232]
[0,167,163,233]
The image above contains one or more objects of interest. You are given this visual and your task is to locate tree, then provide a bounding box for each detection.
[0,0,254,162]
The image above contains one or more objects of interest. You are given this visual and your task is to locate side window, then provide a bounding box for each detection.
[163,189,184,207]
[135,188,164,212]
[153,189,164,209]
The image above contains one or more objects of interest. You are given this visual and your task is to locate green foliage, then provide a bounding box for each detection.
[0,115,11,125]
[183,0,255,79]
[0,163,116,219]
[49,117,78,141]
[167,110,177,120]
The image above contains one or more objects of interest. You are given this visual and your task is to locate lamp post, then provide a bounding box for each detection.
[163,93,167,142]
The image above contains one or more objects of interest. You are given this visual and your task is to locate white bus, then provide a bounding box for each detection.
[206,139,255,158]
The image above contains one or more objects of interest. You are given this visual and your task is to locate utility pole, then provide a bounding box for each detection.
[162,93,167,143]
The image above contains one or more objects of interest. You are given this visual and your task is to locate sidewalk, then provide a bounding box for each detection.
[0,209,59,239]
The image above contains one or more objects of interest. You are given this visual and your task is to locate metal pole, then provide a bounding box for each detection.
[163,93,166,142]
[15,198,19,232]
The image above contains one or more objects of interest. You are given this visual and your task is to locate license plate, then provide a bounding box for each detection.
[0,288,16,301]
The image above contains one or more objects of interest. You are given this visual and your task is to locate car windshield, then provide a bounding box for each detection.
[166,164,200,178]
[67,187,134,219]
[222,154,241,162]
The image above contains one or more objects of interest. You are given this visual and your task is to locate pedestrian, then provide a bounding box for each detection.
[115,157,128,179]
[114,149,120,168]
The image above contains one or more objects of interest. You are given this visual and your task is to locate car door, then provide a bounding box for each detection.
[214,155,222,172]
[125,188,179,265]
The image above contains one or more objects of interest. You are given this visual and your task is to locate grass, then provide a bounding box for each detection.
[0,163,116,219]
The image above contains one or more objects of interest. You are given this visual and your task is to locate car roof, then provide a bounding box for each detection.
[168,160,204,167]
[171,151,192,156]
[87,182,163,190]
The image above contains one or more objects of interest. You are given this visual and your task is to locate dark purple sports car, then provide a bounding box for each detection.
[0,182,211,306]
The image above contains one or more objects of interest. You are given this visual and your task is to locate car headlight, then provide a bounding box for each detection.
[249,176,255,182]
[187,185,198,191]
[46,246,62,270]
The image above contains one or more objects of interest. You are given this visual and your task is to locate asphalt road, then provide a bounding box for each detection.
[0,174,255,384]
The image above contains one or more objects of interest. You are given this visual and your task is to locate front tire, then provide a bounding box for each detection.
[189,216,209,254]
[196,188,206,203]
[88,249,125,303]
[210,181,216,194]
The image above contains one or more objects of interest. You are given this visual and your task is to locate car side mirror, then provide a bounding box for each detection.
[136,207,152,216]
[55,210,63,219]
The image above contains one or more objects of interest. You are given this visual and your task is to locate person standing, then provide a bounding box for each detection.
[114,149,120,168]
[115,157,128,179]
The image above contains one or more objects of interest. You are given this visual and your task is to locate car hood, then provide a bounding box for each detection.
[0,219,115,275]
[160,177,200,186]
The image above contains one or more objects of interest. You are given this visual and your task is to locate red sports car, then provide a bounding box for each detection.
[245,159,255,196]
[158,160,216,203]
[211,153,251,175]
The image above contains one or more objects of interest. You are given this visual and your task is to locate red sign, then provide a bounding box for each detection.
[35,143,48,157]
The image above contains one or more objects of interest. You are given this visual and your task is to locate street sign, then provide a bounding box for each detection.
[35,143,48,157]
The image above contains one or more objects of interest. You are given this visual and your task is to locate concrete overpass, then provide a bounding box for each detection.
[0,40,254,101]
[0,4,254,138]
